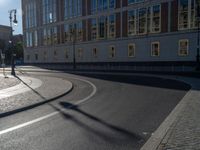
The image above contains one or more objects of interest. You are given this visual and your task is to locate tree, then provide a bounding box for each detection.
[14,42,24,60]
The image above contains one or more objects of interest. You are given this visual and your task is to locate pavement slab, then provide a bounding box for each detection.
[0,76,20,90]
[0,75,73,114]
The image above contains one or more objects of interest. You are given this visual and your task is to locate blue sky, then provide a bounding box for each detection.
[0,0,22,34]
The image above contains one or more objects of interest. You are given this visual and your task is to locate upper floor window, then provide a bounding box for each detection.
[76,21,83,41]
[128,4,161,36]
[98,16,107,39]
[91,0,115,14]
[64,0,82,19]
[42,0,57,24]
[25,0,37,28]
[91,18,97,40]
[108,14,116,38]
[178,0,198,30]
[128,0,144,5]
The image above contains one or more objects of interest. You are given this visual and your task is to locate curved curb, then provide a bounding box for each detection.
[0,78,73,119]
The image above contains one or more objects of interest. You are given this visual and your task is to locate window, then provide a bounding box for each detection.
[78,48,83,58]
[43,28,47,46]
[93,48,98,57]
[179,39,189,56]
[109,0,115,9]
[76,21,83,41]
[152,5,161,33]
[91,0,97,14]
[108,14,116,38]
[128,10,136,35]
[178,0,189,29]
[151,42,160,56]
[42,0,57,24]
[109,45,115,58]
[25,0,37,28]
[128,0,144,5]
[137,8,147,34]
[91,18,97,40]
[128,44,135,57]
[27,55,30,61]
[52,27,58,44]
[34,30,38,47]
[64,0,82,19]
[44,51,47,61]
[98,16,107,39]
[64,24,73,42]
[35,53,38,61]
[65,49,69,59]
[178,0,198,30]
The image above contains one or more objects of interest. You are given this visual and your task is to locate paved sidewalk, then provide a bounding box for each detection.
[0,74,73,115]
[0,75,20,90]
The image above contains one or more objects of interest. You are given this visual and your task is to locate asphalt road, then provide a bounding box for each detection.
[0,71,190,150]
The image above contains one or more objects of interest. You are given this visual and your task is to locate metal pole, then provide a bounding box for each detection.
[197,2,200,70]
[9,9,16,76]
[73,24,76,70]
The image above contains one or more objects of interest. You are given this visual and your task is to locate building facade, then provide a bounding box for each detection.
[22,0,199,71]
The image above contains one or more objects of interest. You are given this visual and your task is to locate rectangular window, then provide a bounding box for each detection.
[137,8,147,34]
[93,48,98,57]
[151,42,160,56]
[64,24,73,42]
[76,21,83,41]
[44,51,47,61]
[109,0,115,9]
[78,48,83,58]
[34,30,38,47]
[152,5,161,33]
[53,27,58,44]
[91,0,97,14]
[128,10,136,35]
[42,0,57,24]
[35,53,38,61]
[91,18,97,40]
[65,49,69,59]
[178,0,189,30]
[109,45,115,58]
[179,39,189,56]
[25,1,37,28]
[27,55,30,61]
[128,44,135,57]
[98,16,107,39]
[108,14,116,38]
[43,28,47,46]
[128,0,144,5]
[65,0,82,19]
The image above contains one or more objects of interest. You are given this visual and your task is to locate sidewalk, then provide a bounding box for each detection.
[0,74,73,117]
[0,75,20,90]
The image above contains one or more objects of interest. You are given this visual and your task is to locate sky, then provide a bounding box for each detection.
[0,0,22,35]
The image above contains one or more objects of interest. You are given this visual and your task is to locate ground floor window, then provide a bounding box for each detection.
[78,48,83,58]
[128,43,135,57]
[179,39,189,56]
[109,45,115,58]
[35,53,38,61]
[151,42,160,56]
[26,55,30,61]
[93,48,98,58]
[65,49,69,59]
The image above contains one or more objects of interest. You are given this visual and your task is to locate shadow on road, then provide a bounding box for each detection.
[49,101,145,147]
[70,73,192,91]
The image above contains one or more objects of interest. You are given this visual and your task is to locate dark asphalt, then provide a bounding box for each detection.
[0,71,190,150]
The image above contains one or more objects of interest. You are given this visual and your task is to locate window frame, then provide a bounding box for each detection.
[128,43,136,57]
[178,39,189,56]
[151,41,160,57]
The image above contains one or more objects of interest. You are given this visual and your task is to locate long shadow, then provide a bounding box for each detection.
[69,72,192,91]
[0,75,73,119]
[49,101,145,145]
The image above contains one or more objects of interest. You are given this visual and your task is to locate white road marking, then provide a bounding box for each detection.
[0,77,97,136]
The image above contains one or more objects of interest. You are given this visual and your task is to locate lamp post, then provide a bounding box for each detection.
[9,9,18,76]
[196,1,200,70]
[70,24,77,70]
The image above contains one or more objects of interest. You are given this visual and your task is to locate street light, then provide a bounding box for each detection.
[70,24,77,70]
[196,0,200,70]
[8,9,18,76]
